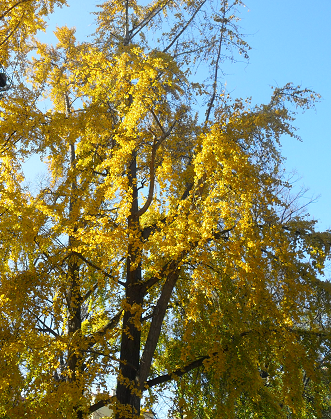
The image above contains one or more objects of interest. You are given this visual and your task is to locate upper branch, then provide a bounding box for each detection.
[205,34,223,123]
[0,12,25,47]
[129,0,172,41]
[163,0,207,54]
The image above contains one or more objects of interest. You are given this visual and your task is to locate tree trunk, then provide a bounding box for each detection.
[116,153,143,418]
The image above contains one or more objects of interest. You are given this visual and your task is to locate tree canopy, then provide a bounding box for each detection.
[1,0,331,418]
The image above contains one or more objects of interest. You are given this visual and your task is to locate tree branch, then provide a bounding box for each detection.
[145,354,211,388]
[163,0,207,54]
[205,23,225,123]
[86,310,123,348]
[89,396,115,414]
[71,251,126,287]
[82,283,98,302]
[0,12,25,48]
[136,139,157,217]
[27,308,60,338]
[145,326,331,389]
[138,268,180,388]
[0,0,31,21]
[129,0,172,41]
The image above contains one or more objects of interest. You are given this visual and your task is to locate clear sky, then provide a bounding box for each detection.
[222,0,331,233]
[30,0,331,232]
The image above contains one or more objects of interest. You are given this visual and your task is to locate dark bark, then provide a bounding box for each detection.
[116,153,143,419]
[67,255,84,419]
[146,355,211,388]
[116,284,143,418]
[138,267,179,389]
[66,101,84,419]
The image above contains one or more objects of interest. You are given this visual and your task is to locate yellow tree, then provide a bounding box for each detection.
[1,0,331,418]
[0,0,66,413]
[0,0,66,66]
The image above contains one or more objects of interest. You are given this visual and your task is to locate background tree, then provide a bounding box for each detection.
[0,0,331,418]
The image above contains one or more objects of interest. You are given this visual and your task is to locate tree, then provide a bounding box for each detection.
[1,0,331,418]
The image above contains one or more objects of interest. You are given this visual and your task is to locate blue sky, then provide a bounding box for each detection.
[223,1,331,232]
[31,0,331,232]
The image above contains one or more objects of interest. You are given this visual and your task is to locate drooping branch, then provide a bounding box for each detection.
[145,326,331,389]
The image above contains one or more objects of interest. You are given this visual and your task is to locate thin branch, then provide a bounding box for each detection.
[0,130,18,153]
[71,251,126,287]
[84,349,139,372]
[86,310,124,348]
[82,283,99,302]
[205,29,224,123]
[129,0,172,41]
[124,0,129,44]
[27,308,59,338]
[163,0,207,54]
[150,108,166,135]
[137,114,177,218]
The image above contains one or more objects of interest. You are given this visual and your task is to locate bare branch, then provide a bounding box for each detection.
[163,0,207,54]
[129,0,172,41]
[124,0,129,44]
[205,35,223,123]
